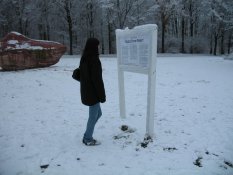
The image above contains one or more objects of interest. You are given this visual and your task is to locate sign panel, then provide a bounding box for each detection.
[119,34,151,68]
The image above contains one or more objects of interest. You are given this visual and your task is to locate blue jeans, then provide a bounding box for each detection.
[83,103,102,142]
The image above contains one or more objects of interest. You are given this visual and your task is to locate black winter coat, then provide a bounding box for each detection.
[80,56,106,106]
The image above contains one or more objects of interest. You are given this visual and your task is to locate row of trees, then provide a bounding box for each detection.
[0,0,233,55]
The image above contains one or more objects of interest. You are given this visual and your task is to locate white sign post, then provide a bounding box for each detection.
[116,24,158,138]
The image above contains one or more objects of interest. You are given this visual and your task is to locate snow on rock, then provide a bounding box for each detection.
[11,31,22,36]
[0,32,66,71]
[7,40,18,45]
[6,40,44,50]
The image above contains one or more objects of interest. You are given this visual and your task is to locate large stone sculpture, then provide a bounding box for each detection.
[0,32,66,71]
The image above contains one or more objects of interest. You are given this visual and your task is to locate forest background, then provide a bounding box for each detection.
[0,0,233,55]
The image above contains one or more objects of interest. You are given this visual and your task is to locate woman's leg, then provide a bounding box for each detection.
[95,104,102,124]
[83,103,102,142]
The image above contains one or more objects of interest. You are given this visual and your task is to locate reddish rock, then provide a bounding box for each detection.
[0,32,66,71]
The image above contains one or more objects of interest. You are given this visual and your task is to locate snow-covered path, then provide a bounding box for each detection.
[0,55,233,175]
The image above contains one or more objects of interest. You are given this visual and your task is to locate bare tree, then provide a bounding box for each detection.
[103,0,148,53]
[153,0,176,53]
[55,0,79,55]
[1,0,232,55]
[0,0,32,36]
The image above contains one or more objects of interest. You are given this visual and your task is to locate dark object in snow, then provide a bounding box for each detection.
[113,134,130,140]
[121,125,128,131]
[140,135,153,148]
[144,135,152,141]
[98,163,105,166]
[40,164,49,169]
[77,158,81,161]
[20,144,25,147]
[224,161,233,168]
[141,142,149,148]
[57,164,61,167]
[163,147,178,152]
[212,153,219,157]
[0,32,66,71]
[120,125,136,133]
[193,157,203,167]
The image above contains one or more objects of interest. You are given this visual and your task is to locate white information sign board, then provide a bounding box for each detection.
[119,34,151,68]
[116,24,158,138]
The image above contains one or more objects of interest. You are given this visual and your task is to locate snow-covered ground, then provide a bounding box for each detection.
[0,54,233,175]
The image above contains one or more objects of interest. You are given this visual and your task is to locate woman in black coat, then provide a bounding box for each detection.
[79,38,106,146]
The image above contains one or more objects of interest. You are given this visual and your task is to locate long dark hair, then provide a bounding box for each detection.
[81,38,99,63]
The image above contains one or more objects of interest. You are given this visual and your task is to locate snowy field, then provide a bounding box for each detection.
[0,54,233,175]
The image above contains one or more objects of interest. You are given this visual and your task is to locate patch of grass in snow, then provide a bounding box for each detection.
[224,160,233,168]
[193,156,203,167]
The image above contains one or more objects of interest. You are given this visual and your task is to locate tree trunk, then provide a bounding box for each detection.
[101,18,105,54]
[65,2,73,55]
[25,19,29,36]
[227,32,232,54]
[38,24,43,40]
[161,13,166,53]
[161,23,165,53]
[19,18,23,34]
[189,2,193,53]
[181,17,185,53]
[68,23,73,55]
[174,18,178,37]
[214,33,218,55]
[209,35,213,54]
[87,2,94,37]
[220,31,225,55]
[46,24,50,40]
[43,31,46,40]
[162,23,165,53]
[108,22,112,54]
[136,0,140,25]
